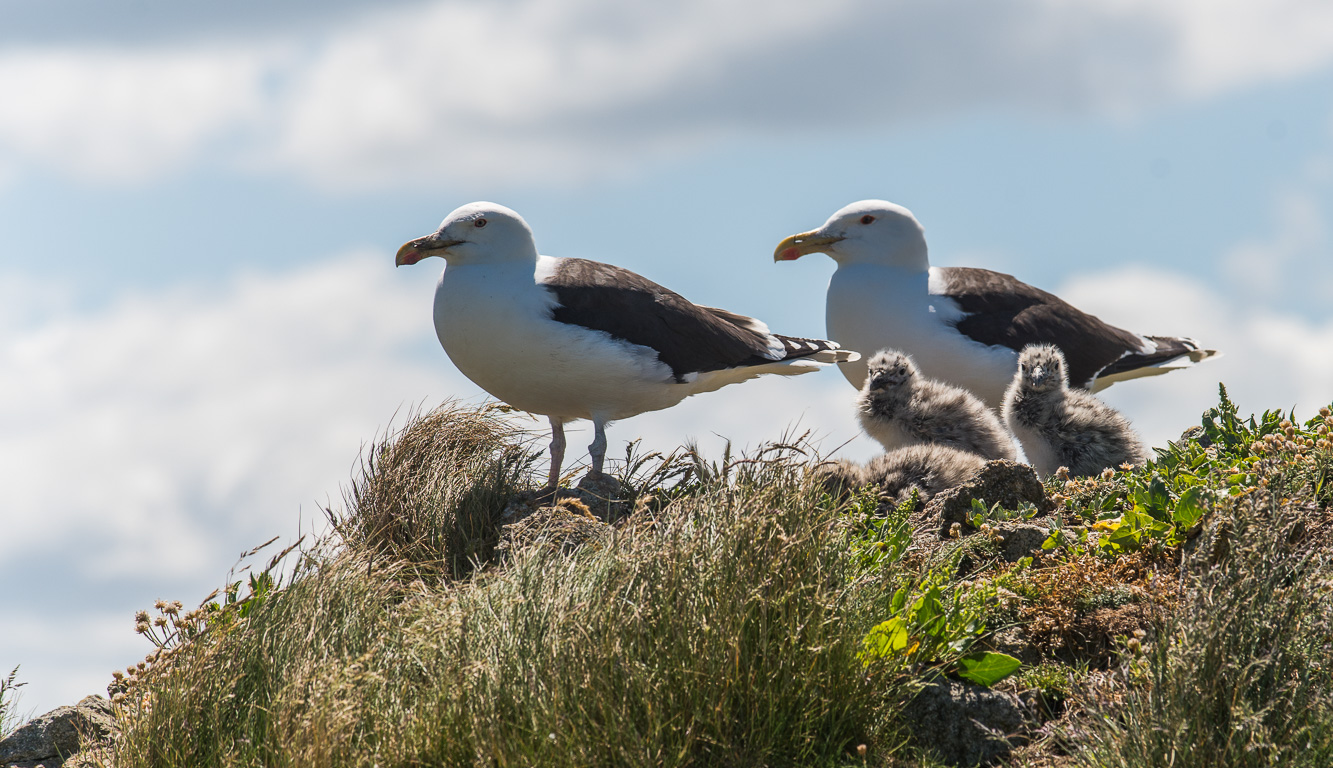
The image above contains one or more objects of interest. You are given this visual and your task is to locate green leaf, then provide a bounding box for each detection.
[956,652,1022,686]
[1134,476,1170,518]
[861,618,911,662]
[912,587,944,625]
[1173,486,1207,528]
[890,587,909,614]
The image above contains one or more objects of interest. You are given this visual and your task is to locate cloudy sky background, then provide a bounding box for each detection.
[3,0,1333,716]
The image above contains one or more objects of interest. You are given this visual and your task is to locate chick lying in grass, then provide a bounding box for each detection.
[814,445,988,504]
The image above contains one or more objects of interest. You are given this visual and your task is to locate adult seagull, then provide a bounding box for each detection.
[397,202,857,489]
[774,200,1216,406]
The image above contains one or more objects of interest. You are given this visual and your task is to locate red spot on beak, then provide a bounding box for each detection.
[777,247,802,261]
[395,244,424,267]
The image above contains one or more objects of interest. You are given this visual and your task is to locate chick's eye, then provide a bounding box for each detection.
[860,215,875,225]
[474,218,488,228]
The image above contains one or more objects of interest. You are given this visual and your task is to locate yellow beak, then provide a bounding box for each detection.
[395,234,460,266]
[773,230,845,262]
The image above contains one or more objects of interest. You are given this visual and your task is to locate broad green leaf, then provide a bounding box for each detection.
[1173,486,1207,528]
[956,652,1022,686]
[861,618,910,661]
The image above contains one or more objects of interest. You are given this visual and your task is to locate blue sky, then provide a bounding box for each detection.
[2,0,1332,717]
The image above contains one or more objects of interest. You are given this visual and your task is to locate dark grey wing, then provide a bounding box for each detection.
[543,258,818,381]
[1096,335,1213,379]
[937,266,1145,388]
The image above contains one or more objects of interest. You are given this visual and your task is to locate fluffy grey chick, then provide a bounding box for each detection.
[857,349,1018,461]
[863,444,988,504]
[1003,344,1149,478]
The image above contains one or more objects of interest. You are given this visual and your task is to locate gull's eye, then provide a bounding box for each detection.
[474,218,488,228]
[860,215,875,225]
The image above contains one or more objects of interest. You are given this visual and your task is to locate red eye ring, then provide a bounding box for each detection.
[474,218,488,228]
[860,214,875,225]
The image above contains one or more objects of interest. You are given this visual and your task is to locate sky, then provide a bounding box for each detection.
[2,0,1332,717]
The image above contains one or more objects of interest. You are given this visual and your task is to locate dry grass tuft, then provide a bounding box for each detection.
[328,402,535,579]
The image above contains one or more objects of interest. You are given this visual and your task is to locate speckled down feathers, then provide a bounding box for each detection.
[863,444,990,504]
[857,349,1018,461]
[1003,344,1148,478]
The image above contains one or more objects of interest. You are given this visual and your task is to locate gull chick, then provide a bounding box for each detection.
[1003,344,1148,478]
[857,349,1017,461]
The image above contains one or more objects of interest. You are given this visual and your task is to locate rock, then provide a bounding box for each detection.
[501,474,631,527]
[495,497,612,560]
[1174,425,1212,450]
[923,460,1052,539]
[903,677,1029,766]
[996,523,1053,562]
[982,626,1043,666]
[571,473,630,522]
[0,696,116,768]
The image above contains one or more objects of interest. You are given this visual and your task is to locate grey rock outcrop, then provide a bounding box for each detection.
[0,695,115,768]
[923,460,1051,539]
[995,523,1052,562]
[903,678,1028,766]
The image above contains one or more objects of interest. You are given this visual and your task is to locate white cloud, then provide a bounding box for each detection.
[2,0,1333,187]
[0,252,477,715]
[1057,266,1333,450]
[0,46,276,182]
[0,253,462,577]
[1222,188,1333,307]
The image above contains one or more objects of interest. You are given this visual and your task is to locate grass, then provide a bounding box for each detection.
[1076,484,1333,767]
[107,406,922,767]
[85,390,1333,767]
[0,666,25,741]
[327,401,535,579]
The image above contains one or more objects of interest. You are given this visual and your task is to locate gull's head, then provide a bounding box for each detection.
[865,349,917,392]
[1017,344,1068,394]
[395,201,538,267]
[774,200,928,270]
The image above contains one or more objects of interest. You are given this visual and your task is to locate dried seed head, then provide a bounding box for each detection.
[1101,468,1115,481]
[949,522,962,538]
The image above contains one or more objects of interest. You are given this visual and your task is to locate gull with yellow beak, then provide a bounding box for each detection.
[774,199,1216,407]
[397,201,857,489]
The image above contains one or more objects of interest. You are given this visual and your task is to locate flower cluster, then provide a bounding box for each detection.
[114,597,211,706]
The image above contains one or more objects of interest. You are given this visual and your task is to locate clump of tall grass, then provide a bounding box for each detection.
[0,666,25,741]
[329,402,535,579]
[110,408,912,767]
[1078,487,1333,767]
